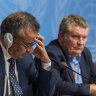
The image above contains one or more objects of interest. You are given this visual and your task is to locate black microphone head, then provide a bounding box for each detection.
[60,62,68,68]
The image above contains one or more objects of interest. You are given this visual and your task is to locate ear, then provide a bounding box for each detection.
[59,32,65,43]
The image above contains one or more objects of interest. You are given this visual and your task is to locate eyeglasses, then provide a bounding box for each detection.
[20,41,37,49]
[13,36,38,49]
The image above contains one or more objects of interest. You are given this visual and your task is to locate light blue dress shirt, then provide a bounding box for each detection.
[68,54,83,84]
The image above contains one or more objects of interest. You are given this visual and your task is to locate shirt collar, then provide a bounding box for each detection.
[68,54,81,64]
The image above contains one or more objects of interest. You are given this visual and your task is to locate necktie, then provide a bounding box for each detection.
[8,58,23,96]
[74,64,77,81]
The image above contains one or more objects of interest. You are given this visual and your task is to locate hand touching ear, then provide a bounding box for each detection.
[33,34,50,64]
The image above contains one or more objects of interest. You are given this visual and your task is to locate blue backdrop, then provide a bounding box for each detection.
[0,0,96,61]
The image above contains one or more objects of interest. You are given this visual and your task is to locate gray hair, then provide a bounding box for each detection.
[0,12,40,39]
[58,14,89,38]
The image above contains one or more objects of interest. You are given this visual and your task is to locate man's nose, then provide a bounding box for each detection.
[78,38,84,45]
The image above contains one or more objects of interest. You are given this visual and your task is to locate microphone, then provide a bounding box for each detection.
[60,62,89,81]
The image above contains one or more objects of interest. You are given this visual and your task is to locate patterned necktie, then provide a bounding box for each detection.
[8,58,23,96]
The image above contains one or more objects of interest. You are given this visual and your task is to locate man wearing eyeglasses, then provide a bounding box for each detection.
[0,12,51,96]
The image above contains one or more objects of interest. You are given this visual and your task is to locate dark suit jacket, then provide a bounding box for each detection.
[46,39,96,96]
[0,45,50,96]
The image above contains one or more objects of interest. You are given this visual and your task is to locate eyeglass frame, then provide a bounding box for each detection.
[20,41,37,48]
[14,36,37,49]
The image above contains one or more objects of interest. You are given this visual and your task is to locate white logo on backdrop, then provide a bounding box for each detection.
[80,2,96,61]
[51,0,67,39]
[0,0,48,24]
[29,0,48,23]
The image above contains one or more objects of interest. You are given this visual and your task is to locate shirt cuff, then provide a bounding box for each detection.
[41,61,51,71]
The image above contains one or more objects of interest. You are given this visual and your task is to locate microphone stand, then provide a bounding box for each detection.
[61,62,89,81]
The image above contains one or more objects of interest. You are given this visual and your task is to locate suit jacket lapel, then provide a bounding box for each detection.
[0,46,6,76]
[79,54,89,83]
[0,46,8,96]
[16,60,24,88]
[16,60,22,82]
[62,50,75,83]
[67,61,75,83]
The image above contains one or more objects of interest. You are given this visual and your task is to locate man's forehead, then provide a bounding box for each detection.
[22,35,38,43]
[23,28,38,35]
[70,26,88,34]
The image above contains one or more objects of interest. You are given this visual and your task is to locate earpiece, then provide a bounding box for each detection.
[4,33,13,49]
